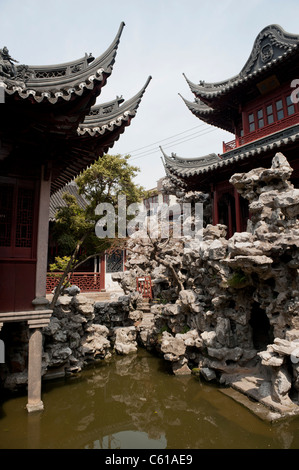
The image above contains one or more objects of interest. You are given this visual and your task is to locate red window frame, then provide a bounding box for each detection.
[244,86,299,135]
[0,178,38,260]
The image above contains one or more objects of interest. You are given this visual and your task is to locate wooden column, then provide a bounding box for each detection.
[212,185,219,225]
[100,255,105,291]
[28,164,52,413]
[228,200,233,239]
[34,166,51,300]
[234,187,242,233]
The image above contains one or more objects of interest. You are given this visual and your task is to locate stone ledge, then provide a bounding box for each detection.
[219,387,283,423]
[0,310,52,329]
[26,401,44,413]
[221,372,299,421]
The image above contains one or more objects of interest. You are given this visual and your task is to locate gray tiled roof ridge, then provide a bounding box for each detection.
[78,76,152,135]
[162,123,299,177]
[182,24,299,99]
[1,22,125,103]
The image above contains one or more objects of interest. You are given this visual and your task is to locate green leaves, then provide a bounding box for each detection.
[75,153,146,211]
[51,153,146,259]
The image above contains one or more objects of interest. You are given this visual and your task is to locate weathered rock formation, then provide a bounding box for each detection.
[2,152,299,419]
[118,153,299,417]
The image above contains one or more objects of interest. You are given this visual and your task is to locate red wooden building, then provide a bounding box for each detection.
[47,181,128,294]
[163,24,299,237]
[0,23,150,411]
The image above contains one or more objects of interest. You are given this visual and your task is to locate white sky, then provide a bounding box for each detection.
[1,0,299,189]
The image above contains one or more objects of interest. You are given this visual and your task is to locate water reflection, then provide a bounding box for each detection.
[87,430,167,449]
[1,349,299,449]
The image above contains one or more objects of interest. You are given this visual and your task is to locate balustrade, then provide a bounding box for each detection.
[46,272,102,293]
[223,112,299,153]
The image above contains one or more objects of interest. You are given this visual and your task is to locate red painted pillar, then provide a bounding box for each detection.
[228,199,233,239]
[100,255,105,291]
[212,185,219,225]
[234,187,242,233]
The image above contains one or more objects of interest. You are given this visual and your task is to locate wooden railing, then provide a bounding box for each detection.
[223,113,299,153]
[46,272,103,294]
[136,276,152,300]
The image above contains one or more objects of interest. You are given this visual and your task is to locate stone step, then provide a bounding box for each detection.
[140,303,151,312]
[85,292,111,301]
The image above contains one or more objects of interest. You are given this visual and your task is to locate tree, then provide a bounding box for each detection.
[49,154,147,307]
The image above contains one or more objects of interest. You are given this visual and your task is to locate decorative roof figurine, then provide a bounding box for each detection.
[0,46,19,78]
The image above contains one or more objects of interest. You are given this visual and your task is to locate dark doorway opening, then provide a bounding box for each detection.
[249,302,274,350]
[218,192,236,239]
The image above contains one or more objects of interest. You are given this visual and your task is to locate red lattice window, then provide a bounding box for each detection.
[0,181,36,257]
[15,188,34,248]
[0,184,13,247]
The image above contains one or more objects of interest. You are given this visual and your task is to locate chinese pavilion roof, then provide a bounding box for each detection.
[51,76,151,192]
[0,22,151,193]
[162,123,299,190]
[181,24,299,133]
[2,22,125,104]
[49,182,87,222]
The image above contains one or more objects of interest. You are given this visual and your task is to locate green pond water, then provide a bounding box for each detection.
[1,348,299,450]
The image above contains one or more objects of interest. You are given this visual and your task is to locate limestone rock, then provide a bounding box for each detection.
[201,367,216,381]
[114,326,138,355]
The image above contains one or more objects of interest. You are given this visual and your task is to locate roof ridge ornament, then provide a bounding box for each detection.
[182,24,299,99]
[0,46,31,83]
[240,24,299,77]
[0,46,19,79]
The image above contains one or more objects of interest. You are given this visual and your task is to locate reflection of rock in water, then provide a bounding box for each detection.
[2,348,299,449]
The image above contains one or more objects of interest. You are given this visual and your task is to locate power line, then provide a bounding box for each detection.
[130,127,216,159]
[130,128,217,161]
[125,123,209,156]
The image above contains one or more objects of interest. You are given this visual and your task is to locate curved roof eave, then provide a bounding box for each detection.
[179,93,234,133]
[2,22,126,103]
[50,77,152,192]
[162,127,299,179]
[161,147,221,169]
[77,76,152,136]
[182,24,299,101]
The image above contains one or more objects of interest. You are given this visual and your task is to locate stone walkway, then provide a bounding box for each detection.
[46,288,124,304]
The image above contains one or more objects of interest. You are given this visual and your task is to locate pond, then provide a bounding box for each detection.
[1,349,299,450]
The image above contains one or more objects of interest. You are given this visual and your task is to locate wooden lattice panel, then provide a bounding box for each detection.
[46,272,102,293]
[136,276,152,299]
[0,184,13,247]
[15,188,34,248]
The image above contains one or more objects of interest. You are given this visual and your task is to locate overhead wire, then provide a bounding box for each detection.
[129,127,218,161]
[124,123,208,156]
